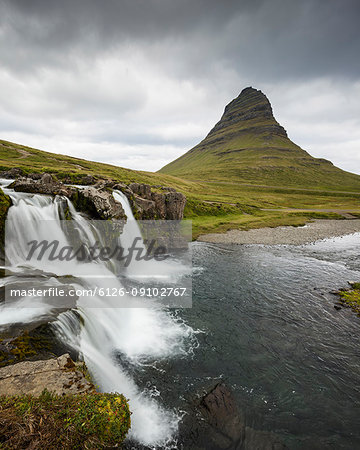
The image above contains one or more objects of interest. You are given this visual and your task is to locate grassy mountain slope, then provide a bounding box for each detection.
[1,90,360,239]
[0,139,196,191]
[159,87,360,192]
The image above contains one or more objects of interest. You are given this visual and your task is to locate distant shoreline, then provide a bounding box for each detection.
[197,219,360,245]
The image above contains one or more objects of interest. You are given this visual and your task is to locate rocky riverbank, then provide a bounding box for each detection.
[198,219,360,245]
[2,169,186,221]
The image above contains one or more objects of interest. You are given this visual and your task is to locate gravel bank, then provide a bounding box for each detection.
[198,219,360,245]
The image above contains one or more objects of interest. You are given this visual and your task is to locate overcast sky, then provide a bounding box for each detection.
[0,0,359,174]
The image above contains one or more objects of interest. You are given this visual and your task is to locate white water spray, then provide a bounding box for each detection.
[1,180,194,447]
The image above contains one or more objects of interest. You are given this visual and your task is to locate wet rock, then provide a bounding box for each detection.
[198,382,245,447]
[9,173,186,221]
[0,187,12,264]
[132,195,156,219]
[9,175,126,221]
[112,183,133,197]
[120,182,186,220]
[179,383,287,450]
[0,324,76,367]
[244,427,287,450]
[164,191,186,220]
[70,186,126,220]
[0,354,94,396]
[129,182,152,199]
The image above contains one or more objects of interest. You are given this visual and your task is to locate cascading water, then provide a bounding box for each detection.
[1,180,195,447]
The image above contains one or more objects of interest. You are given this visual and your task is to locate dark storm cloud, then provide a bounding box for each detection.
[1,0,359,80]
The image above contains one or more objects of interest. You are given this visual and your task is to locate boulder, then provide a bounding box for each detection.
[132,195,157,219]
[152,192,167,219]
[70,186,126,220]
[0,187,12,263]
[9,175,126,221]
[179,383,288,450]
[164,191,186,220]
[0,167,24,179]
[118,182,186,220]
[0,354,94,396]
[27,172,43,180]
[10,173,71,196]
[198,382,245,448]
[129,182,152,199]
[9,173,186,221]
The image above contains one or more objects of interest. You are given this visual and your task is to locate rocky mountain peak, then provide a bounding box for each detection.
[208,86,287,138]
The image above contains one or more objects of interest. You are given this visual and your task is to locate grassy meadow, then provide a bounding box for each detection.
[1,139,360,239]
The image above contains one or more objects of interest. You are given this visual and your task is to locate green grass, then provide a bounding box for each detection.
[337,284,360,316]
[1,138,360,238]
[0,139,194,190]
[159,89,360,192]
[190,210,345,239]
[0,389,131,448]
[160,132,360,191]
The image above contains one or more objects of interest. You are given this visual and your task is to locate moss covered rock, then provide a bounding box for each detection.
[0,187,12,262]
[336,282,360,316]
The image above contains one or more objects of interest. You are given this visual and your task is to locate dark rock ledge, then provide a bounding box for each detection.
[9,174,126,220]
[113,181,186,220]
[178,383,288,450]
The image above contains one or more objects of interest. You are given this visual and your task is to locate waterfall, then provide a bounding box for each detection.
[1,180,194,447]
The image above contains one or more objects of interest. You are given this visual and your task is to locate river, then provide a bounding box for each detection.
[1,179,360,449]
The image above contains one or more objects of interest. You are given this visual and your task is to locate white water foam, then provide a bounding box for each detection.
[1,183,194,447]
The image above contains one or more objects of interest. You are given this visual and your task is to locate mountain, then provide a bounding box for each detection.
[159,87,360,191]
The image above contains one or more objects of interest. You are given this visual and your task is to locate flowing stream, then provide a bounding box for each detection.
[2,179,360,449]
[1,181,195,447]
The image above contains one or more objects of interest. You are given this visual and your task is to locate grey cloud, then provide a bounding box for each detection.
[0,0,359,173]
[1,0,359,81]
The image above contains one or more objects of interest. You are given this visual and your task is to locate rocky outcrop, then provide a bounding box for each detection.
[9,174,186,221]
[62,174,97,185]
[10,173,71,196]
[0,167,97,185]
[115,182,186,220]
[0,187,12,263]
[208,87,288,138]
[179,383,287,450]
[70,185,126,220]
[0,167,25,179]
[0,353,94,396]
[9,175,126,221]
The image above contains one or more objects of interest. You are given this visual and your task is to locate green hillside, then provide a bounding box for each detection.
[0,139,195,191]
[1,87,360,240]
[159,87,360,192]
